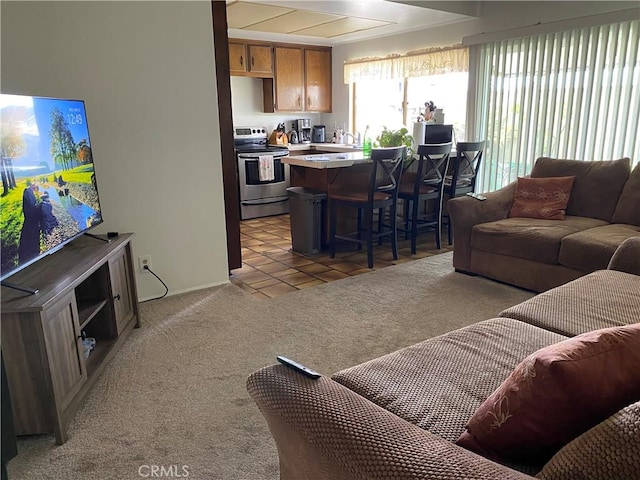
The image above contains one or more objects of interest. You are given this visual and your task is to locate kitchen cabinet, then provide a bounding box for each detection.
[262,45,332,113]
[229,40,273,77]
[0,234,139,444]
[305,48,332,112]
[247,44,273,76]
[271,46,305,111]
[229,41,247,75]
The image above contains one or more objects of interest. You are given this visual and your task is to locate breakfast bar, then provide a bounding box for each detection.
[284,151,371,248]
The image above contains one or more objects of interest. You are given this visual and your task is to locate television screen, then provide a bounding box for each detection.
[424,124,453,144]
[1,94,103,281]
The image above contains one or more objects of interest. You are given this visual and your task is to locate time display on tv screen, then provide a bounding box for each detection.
[1,94,103,281]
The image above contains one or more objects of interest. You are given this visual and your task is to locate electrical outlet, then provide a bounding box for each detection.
[138,255,152,273]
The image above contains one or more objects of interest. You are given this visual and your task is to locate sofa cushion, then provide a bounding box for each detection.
[537,401,640,480]
[559,224,640,272]
[499,269,640,337]
[531,157,631,222]
[332,319,565,444]
[508,176,575,220]
[612,163,640,226]
[457,324,640,465]
[471,216,607,265]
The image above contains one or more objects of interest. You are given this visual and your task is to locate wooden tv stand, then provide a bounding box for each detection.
[1,233,140,444]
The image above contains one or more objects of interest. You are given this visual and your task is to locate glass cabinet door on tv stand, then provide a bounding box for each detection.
[0,233,140,445]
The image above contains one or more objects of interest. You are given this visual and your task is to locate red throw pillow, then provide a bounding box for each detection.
[456,323,640,464]
[509,176,575,220]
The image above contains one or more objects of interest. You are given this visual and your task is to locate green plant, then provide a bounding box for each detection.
[375,126,414,158]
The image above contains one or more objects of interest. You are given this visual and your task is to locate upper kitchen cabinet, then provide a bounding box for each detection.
[229,40,273,77]
[229,41,247,75]
[262,45,332,113]
[304,48,332,113]
[271,46,305,111]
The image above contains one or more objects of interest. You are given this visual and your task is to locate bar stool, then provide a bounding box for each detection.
[328,146,405,268]
[398,143,452,254]
[443,141,485,244]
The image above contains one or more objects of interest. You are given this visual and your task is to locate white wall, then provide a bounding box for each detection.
[231,76,323,134]
[324,1,639,131]
[1,1,230,301]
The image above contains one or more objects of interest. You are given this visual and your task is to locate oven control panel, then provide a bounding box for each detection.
[234,126,268,139]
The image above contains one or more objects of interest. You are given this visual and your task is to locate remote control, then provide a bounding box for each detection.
[466,192,487,201]
[276,356,321,379]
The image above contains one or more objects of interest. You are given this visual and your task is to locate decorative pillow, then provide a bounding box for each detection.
[509,176,575,220]
[456,323,640,464]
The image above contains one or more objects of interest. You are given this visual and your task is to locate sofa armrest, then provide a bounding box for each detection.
[247,365,534,480]
[448,182,516,272]
[607,236,640,276]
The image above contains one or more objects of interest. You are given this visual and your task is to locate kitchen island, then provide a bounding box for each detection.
[284,151,371,248]
[286,143,365,154]
[284,150,371,193]
[285,151,369,169]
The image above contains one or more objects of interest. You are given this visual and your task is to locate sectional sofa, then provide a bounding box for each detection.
[448,157,640,292]
[247,237,640,480]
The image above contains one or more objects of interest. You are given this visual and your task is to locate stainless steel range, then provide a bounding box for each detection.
[234,126,290,220]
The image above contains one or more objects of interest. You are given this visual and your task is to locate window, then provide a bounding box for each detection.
[345,47,469,143]
[353,79,404,138]
[470,20,640,192]
[406,72,468,142]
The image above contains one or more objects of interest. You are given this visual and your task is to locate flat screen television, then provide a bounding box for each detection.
[1,94,103,282]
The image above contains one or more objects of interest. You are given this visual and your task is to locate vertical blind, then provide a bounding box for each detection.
[470,20,639,192]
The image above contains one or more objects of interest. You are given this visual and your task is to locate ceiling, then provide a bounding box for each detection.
[226,0,480,45]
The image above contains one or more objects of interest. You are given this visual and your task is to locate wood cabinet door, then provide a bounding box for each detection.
[305,49,332,112]
[248,44,272,76]
[109,250,134,334]
[274,46,304,111]
[42,293,86,410]
[229,42,247,75]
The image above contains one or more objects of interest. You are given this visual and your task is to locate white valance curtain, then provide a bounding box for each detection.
[343,46,469,83]
[469,19,640,192]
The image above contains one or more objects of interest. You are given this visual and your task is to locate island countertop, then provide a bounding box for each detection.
[286,143,363,153]
[284,151,369,169]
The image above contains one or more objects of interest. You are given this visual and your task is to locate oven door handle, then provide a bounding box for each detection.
[238,156,288,161]
[241,197,289,206]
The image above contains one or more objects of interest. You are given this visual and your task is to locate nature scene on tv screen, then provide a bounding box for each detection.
[1,95,103,280]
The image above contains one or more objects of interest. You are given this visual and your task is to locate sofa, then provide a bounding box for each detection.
[447,157,640,292]
[247,237,640,480]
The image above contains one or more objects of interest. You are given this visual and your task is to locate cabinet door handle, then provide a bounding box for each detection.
[240,56,243,67]
[251,56,255,67]
[308,97,311,107]
[114,293,121,301]
[298,96,302,107]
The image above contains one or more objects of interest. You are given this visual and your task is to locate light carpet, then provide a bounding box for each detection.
[8,252,534,480]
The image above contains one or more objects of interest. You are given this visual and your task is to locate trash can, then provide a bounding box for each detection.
[287,187,327,255]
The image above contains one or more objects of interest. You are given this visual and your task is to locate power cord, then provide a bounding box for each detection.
[140,265,169,302]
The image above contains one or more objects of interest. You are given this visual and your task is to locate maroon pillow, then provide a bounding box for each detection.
[457,323,640,464]
[509,176,575,220]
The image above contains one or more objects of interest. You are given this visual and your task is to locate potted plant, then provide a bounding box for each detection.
[375,126,414,164]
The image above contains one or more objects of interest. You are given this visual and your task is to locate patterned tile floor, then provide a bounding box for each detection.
[230,214,453,300]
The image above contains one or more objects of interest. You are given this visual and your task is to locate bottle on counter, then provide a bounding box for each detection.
[362,125,372,157]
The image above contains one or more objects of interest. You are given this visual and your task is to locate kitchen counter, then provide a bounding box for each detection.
[284,151,369,169]
[281,143,364,154]
[285,151,372,246]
